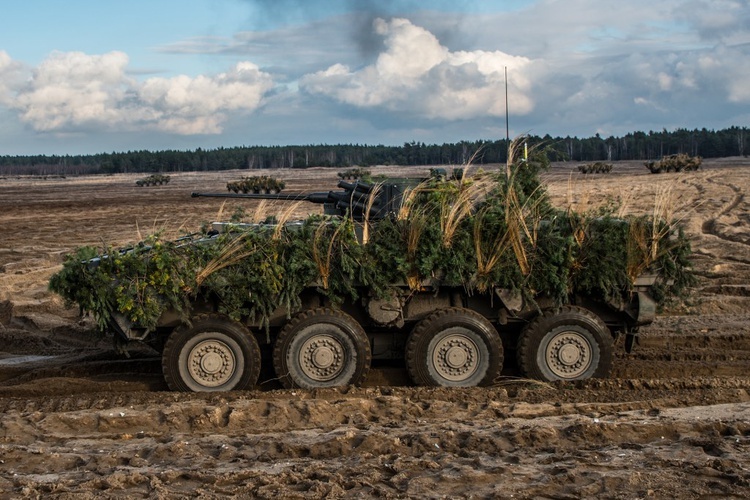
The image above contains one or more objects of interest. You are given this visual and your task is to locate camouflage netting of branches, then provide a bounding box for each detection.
[50,151,695,333]
[226,175,286,194]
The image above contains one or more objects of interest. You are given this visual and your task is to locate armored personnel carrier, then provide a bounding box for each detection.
[135,174,171,186]
[50,160,693,392]
[577,162,613,174]
[645,154,702,173]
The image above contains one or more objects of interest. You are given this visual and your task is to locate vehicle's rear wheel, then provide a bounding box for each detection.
[162,314,261,392]
[273,308,371,389]
[516,306,613,382]
[405,307,503,387]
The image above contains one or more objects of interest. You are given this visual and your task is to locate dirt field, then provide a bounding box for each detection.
[1,159,749,498]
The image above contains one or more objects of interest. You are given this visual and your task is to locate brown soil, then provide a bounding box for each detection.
[1,160,749,498]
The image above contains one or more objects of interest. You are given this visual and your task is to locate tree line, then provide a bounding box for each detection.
[1,126,747,176]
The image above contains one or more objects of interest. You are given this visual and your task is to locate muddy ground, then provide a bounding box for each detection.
[1,159,749,498]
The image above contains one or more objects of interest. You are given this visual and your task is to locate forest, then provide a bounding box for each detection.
[0,126,747,176]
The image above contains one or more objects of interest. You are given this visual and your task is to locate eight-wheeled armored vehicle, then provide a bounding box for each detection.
[50,165,692,392]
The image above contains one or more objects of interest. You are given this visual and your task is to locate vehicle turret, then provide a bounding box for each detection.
[193,178,419,221]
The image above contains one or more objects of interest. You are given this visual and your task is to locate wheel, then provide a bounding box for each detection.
[162,314,261,392]
[405,307,503,387]
[517,306,613,382]
[273,308,371,389]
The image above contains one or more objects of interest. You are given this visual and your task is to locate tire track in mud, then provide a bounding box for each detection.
[679,171,744,244]
[620,311,750,381]
[698,174,748,246]
[2,368,750,415]
[1,391,749,498]
[677,170,750,313]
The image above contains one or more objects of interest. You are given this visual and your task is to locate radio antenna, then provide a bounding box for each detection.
[505,66,510,143]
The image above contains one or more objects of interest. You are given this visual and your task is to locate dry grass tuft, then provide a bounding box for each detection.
[404,205,430,289]
[194,234,255,289]
[251,200,270,223]
[312,221,347,289]
[440,184,474,248]
[273,201,304,240]
[397,178,433,221]
[396,179,436,289]
[440,174,494,248]
[362,183,383,245]
[626,180,703,281]
[216,200,228,223]
[565,174,592,214]
[503,137,546,276]
[473,208,511,290]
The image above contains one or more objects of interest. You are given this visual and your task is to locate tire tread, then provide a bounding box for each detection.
[162,313,261,392]
[405,307,503,387]
[272,307,371,389]
[517,306,613,381]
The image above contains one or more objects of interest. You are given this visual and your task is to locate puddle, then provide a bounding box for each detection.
[0,355,57,366]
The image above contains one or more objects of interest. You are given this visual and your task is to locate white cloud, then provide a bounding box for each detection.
[9,51,273,135]
[676,0,750,41]
[714,45,750,103]
[657,72,673,91]
[627,44,750,104]
[0,50,26,106]
[14,51,130,131]
[300,18,533,121]
[138,61,273,134]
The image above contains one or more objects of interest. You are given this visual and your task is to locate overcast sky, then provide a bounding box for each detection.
[0,0,748,155]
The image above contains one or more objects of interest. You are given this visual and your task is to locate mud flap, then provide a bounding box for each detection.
[625,332,639,353]
[110,313,150,341]
[634,291,656,326]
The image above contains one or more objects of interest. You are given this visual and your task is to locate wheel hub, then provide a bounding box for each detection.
[188,340,236,387]
[432,333,478,382]
[201,352,224,374]
[312,346,335,368]
[445,346,469,368]
[546,331,591,379]
[299,335,344,381]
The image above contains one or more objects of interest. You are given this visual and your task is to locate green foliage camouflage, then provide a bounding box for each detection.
[578,162,613,174]
[226,175,286,193]
[50,156,695,333]
[645,154,702,174]
[337,167,372,181]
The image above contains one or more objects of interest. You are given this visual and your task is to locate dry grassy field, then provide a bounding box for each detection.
[1,159,749,498]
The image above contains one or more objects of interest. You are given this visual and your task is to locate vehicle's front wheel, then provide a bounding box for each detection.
[273,308,371,389]
[516,306,613,382]
[405,307,503,387]
[162,314,261,392]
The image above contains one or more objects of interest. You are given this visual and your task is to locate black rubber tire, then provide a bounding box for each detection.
[273,308,371,389]
[162,314,261,392]
[516,306,614,382]
[405,307,503,387]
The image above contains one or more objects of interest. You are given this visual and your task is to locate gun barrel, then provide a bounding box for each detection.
[192,179,397,220]
[337,180,373,194]
[191,192,330,202]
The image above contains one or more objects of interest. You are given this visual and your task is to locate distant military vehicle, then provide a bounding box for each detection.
[227,176,285,194]
[136,174,170,186]
[578,162,613,174]
[645,154,702,173]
